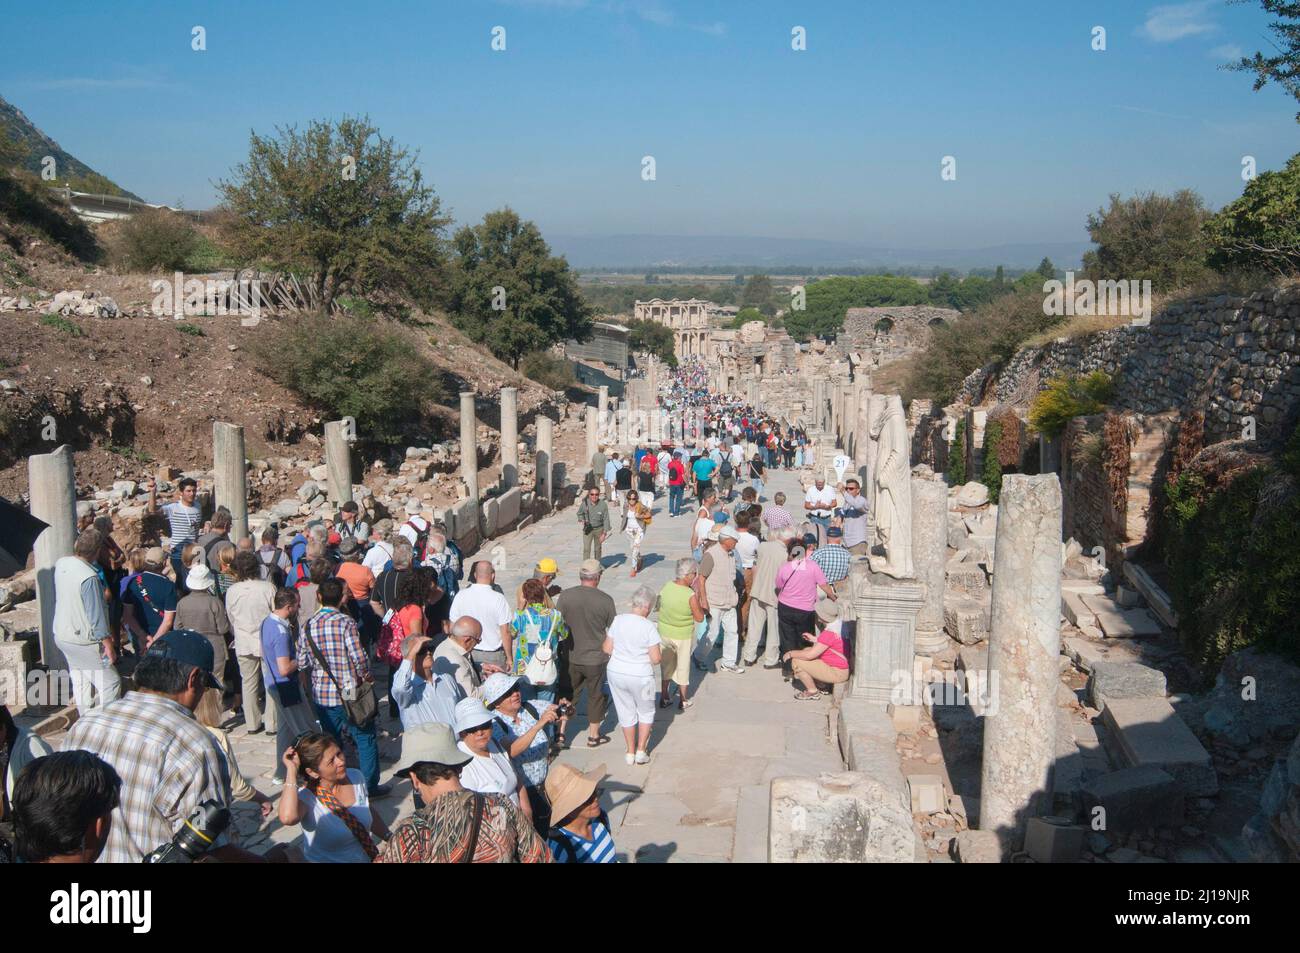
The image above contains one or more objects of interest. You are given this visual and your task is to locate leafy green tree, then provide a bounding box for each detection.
[625,317,677,365]
[1204,151,1300,273]
[785,275,929,341]
[217,115,449,313]
[446,208,593,368]
[1226,1,1300,122]
[741,274,776,316]
[1081,190,1213,292]
[1037,257,1056,279]
[728,306,765,328]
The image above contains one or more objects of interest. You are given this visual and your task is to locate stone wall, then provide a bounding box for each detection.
[958,286,1300,448]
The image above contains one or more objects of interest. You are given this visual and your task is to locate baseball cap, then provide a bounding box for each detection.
[327,530,342,546]
[580,558,603,575]
[146,629,223,689]
[827,526,844,538]
[712,512,729,524]
[537,557,559,574]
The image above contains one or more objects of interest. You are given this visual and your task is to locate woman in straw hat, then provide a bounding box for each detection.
[783,597,851,700]
[545,762,615,863]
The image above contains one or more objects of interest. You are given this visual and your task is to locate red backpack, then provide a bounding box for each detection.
[377,608,408,667]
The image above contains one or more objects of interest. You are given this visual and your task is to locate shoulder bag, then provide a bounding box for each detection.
[303,615,377,727]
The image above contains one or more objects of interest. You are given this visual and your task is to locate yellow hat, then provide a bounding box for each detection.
[537,557,559,574]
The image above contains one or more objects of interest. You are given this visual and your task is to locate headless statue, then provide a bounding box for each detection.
[869,395,914,579]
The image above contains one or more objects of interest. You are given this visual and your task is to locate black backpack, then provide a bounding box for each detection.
[720,458,734,479]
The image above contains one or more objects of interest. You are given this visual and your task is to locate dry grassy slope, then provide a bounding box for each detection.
[0,236,572,500]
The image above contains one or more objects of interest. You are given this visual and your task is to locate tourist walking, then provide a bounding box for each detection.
[623,490,651,577]
[226,550,277,736]
[576,486,613,562]
[555,560,616,748]
[657,558,703,710]
[667,450,687,516]
[603,587,662,765]
[744,526,792,668]
[803,475,839,545]
[693,527,743,673]
[511,578,569,705]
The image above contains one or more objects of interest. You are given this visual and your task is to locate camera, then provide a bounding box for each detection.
[142,799,231,863]
[556,703,575,718]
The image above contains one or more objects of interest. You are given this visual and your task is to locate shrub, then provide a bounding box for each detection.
[947,418,967,485]
[1160,424,1300,683]
[251,313,442,446]
[40,314,83,336]
[519,350,576,391]
[176,322,205,337]
[1082,190,1213,293]
[114,209,200,271]
[1204,152,1300,275]
[1028,371,1114,438]
[982,420,1004,503]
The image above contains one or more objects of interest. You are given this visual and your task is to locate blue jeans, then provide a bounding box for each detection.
[668,484,684,515]
[751,478,764,501]
[809,515,831,545]
[318,703,380,792]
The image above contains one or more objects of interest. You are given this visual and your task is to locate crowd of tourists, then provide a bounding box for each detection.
[1,361,866,865]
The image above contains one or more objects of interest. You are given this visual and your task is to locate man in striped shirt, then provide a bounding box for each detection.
[297,577,388,796]
[148,477,202,591]
[546,762,616,863]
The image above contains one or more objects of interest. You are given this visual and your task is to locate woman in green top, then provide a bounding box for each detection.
[656,558,705,711]
[511,579,570,707]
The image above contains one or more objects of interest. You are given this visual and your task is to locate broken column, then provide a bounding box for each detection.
[912,476,949,656]
[500,387,519,490]
[598,385,609,416]
[28,445,76,667]
[536,415,554,507]
[979,474,1063,852]
[459,391,479,502]
[213,421,249,542]
[323,419,354,507]
[585,405,598,475]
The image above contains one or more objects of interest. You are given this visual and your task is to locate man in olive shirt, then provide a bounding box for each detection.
[576,486,612,561]
[554,559,616,747]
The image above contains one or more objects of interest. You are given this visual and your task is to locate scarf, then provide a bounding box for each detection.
[314,785,378,860]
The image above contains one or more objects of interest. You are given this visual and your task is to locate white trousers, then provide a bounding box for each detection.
[607,670,656,728]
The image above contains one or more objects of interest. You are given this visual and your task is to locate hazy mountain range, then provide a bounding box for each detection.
[550,233,1092,272]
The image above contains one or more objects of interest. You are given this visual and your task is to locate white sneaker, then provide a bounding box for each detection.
[719,661,745,674]
[625,752,635,765]
[635,750,651,764]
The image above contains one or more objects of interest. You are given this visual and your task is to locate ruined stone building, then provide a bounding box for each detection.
[634,298,713,360]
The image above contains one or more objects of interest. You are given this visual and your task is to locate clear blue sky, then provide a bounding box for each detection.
[3,0,1298,249]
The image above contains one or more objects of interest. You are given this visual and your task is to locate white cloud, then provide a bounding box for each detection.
[1138,1,1218,43]
[1208,43,1243,61]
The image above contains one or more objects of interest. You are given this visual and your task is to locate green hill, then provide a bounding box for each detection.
[0,93,142,201]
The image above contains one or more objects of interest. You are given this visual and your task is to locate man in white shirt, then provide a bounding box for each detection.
[448,561,514,671]
[362,519,396,575]
[804,476,839,546]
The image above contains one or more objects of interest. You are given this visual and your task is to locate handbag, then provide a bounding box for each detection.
[303,615,377,727]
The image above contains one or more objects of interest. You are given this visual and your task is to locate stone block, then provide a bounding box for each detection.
[1061,590,1097,629]
[1025,816,1086,863]
[947,514,968,550]
[953,829,1001,863]
[0,638,37,712]
[887,703,921,733]
[1081,766,1184,832]
[1060,579,1106,596]
[1115,586,1140,608]
[769,772,916,863]
[1103,697,1218,796]
[1122,562,1178,628]
[946,562,987,597]
[908,774,946,814]
[956,644,988,675]
[496,487,521,527]
[1081,595,1162,639]
[309,464,329,482]
[1086,660,1167,711]
[943,595,990,645]
[954,481,989,507]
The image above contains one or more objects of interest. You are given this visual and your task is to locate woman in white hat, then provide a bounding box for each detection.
[603,586,662,765]
[482,672,560,833]
[173,561,232,696]
[454,697,533,825]
[545,762,616,863]
[784,597,850,700]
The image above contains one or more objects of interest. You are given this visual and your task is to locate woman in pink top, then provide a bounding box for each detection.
[784,598,850,699]
[773,541,836,681]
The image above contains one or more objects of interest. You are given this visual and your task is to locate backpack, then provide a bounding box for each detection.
[720,458,734,479]
[257,548,287,588]
[377,607,408,667]
[403,520,430,563]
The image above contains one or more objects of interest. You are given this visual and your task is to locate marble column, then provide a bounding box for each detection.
[979,474,1063,853]
[911,476,949,656]
[500,387,519,490]
[459,392,479,501]
[323,420,353,508]
[842,382,860,461]
[536,416,554,506]
[585,405,598,474]
[852,380,872,469]
[213,422,249,542]
[29,445,76,667]
[598,385,609,416]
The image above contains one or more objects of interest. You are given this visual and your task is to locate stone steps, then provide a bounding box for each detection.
[1101,697,1218,797]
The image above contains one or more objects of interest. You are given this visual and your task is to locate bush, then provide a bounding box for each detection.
[519,350,576,391]
[114,209,200,271]
[947,418,967,485]
[176,322,205,337]
[982,420,1004,503]
[40,314,83,336]
[251,313,442,446]
[1082,190,1213,293]
[1161,424,1300,682]
[1204,151,1300,275]
[1028,371,1114,438]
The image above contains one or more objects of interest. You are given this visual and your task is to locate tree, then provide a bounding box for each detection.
[1204,151,1300,274]
[740,274,775,316]
[625,318,677,366]
[728,307,766,328]
[1227,1,1300,122]
[785,274,929,341]
[217,116,449,314]
[446,208,593,368]
[1081,190,1213,292]
[1037,257,1056,279]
